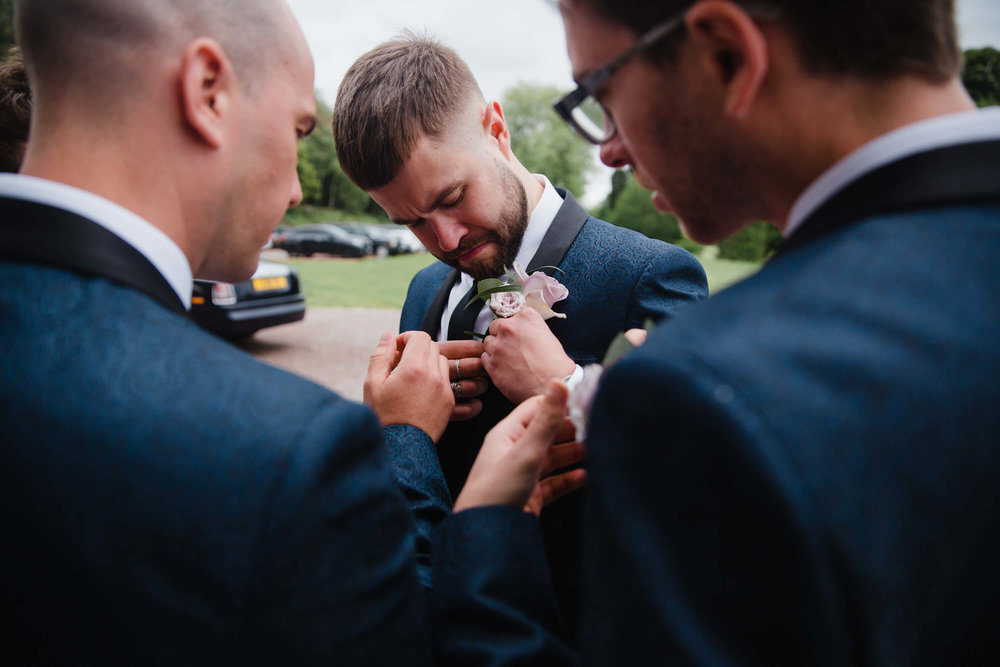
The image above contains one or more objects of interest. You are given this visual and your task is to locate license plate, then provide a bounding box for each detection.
[252,276,289,291]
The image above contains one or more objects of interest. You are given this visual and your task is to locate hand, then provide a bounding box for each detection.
[438,340,489,421]
[624,328,648,347]
[522,417,587,516]
[483,307,576,404]
[364,331,453,442]
[454,380,587,515]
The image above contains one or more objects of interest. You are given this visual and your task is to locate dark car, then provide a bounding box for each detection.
[335,222,403,256]
[274,223,372,257]
[191,260,306,338]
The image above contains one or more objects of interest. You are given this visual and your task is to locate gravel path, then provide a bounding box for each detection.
[235,307,401,402]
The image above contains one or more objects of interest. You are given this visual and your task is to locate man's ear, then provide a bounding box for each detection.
[484,100,515,159]
[685,0,769,119]
[179,38,234,149]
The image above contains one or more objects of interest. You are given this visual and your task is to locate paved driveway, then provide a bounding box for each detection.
[236,307,401,402]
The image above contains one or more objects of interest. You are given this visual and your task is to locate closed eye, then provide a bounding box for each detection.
[441,189,464,208]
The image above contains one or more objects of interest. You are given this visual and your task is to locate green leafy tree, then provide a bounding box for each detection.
[300,100,336,207]
[608,168,629,210]
[328,166,374,214]
[962,47,1000,107]
[0,0,13,51]
[595,170,685,245]
[294,94,375,216]
[501,83,592,197]
[716,220,783,262]
[296,142,321,204]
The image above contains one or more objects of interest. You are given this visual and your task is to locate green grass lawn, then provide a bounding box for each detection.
[281,252,437,308]
[276,248,759,309]
[698,247,760,294]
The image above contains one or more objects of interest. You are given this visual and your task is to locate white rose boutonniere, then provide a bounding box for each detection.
[463,263,569,337]
[489,290,527,318]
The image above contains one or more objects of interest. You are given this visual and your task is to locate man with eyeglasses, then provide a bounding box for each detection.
[555,0,1000,662]
[333,34,708,638]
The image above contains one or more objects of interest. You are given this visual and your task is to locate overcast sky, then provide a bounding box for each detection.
[286,0,1000,205]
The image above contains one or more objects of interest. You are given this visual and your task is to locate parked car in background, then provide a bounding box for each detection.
[334,222,402,256]
[191,260,306,338]
[385,226,425,253]
[273,223,373,257]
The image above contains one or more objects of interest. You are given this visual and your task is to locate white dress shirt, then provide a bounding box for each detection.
[437,174,565,340]
[0,173,193,309]
[786,107,1000,237]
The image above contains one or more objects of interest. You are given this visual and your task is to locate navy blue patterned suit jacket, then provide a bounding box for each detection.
[583,140,1000,664]
[399,188,708,633]
[0,196,575,666]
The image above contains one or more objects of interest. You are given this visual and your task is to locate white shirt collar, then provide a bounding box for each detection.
[513,174,565,270]
[786,107,1000,237]
[440,175,564,340]
[0,174,193,309]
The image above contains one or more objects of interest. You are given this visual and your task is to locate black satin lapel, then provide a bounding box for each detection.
[780,139,1000,257]
[526,188,589,274]
[0,196,186,314]
[421,267,461,336]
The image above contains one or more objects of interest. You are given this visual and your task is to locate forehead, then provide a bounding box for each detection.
[561,6,636,78]
[371,133,482,214]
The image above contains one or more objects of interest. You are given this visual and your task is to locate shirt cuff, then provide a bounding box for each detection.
[563,364,586,392]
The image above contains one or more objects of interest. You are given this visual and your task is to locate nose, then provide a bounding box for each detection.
[599,132,631,170]
[288,174,304,209]
[430,217,467,253]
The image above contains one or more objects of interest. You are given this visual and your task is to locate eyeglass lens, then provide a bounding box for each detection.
[570,95,614,143]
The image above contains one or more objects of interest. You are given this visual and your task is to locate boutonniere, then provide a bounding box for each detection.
[464,263,569,336]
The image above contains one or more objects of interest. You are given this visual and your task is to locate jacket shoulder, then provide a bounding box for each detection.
[400,260,453,332]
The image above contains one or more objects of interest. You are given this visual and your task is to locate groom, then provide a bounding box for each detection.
[333,33,708,632]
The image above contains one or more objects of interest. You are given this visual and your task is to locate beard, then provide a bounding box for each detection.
[442,163,529,281]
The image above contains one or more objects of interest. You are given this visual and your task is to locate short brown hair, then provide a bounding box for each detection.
[15,0,293,109]
[0,46,31,173]
[333,33,483,191]
[561,0,962,82]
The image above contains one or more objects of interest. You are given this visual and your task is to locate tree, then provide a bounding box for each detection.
[296,142,321,205]
[501,83,593,197]
[0,0,13,51]
[294,93,376,216]
[716,220,783,262]
[962,47,1000,107]
[595,170,688,246]
[608,168,629,210]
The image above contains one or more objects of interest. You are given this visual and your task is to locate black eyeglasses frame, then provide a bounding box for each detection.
[552,13,687,145]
